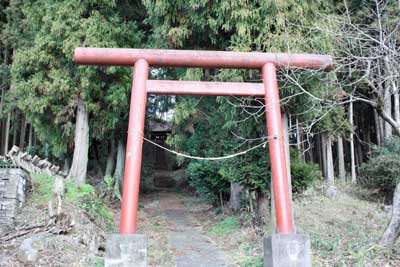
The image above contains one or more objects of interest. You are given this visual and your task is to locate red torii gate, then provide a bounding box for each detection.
[74,48,333,266]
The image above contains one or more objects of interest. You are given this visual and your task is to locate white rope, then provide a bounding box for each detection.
[143,137,267,161]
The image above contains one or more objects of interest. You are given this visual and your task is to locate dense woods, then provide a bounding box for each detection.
[1,0,399,248]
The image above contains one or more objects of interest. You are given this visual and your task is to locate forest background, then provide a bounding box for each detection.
[1,0,400,246]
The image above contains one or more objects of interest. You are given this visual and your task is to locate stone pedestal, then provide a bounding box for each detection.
[105,234,147,267]
[264,233,311,267]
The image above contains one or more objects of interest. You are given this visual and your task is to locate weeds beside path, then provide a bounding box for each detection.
[113,191,231,267]
[3,178,398,267]
[183,183,400,267]
[159,191,230,267]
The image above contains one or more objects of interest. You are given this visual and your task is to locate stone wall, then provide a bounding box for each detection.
[0,167,29,226]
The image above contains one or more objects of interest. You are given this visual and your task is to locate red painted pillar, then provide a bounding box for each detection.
[262,62,293,234]
[120,59,149,234]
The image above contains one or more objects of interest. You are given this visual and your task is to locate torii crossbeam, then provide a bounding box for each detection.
[74,48,333,266]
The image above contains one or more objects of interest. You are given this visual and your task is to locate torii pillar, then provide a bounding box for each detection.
[74,47,333,267]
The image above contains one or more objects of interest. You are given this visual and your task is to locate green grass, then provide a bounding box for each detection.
[31,174,55,204]
[210,215,240,235]
[31,174,95,204]
[241,256,264,267]
[92,257,104,267]
[64,180,95,203]
[31,173,114,231]
[0,160,11,167]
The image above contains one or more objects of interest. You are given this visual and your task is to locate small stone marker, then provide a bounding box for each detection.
[105,234,147,267]
[17,234,48,264]
[264,233,311,267]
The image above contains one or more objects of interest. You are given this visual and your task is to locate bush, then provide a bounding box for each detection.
[360,137,400,191]
[291,156,321,193]
[186,148,320,204]
[65,180,95,203]
[186,161,230,203]
[219,148,271,193]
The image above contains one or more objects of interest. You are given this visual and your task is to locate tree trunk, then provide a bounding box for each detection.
[1,113,10,155]
[256,191,270,226]
[374,109,382,145]
[383,90,393,139]
[0,123,4,153]
[28,124,33,148]
[282,112,294,226]
[393,82,400,125]
[19,116,26,150]
[380,182,400,246]
[229,182,243,211]
[68,99,89,186]
[325,134,334,184]
[270,181,276,233]
[321,133,328,179]
[337,135,346,181]
[63,158,70,174]
[1,46,10,155]
[356,139,363,169]
[296,117,302,158]
[0,83,5,154]
[315,134,322,166]
[379,115,385,140]
[0,76,4,115]
[105,138,116,177]
[113,139,126,197]
[32,130,37,146]
[93,142,103,178]
[12,112,17,147]
[282,112,292,192]
[382,56,394,139]
[349,96,357,183]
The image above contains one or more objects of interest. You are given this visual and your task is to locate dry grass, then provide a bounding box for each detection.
[182,194,264,267]
[4,182,398,267]
[182,182,400,267]
[295,182,400,267]
[136,193,175,267]
[0,200,107,267]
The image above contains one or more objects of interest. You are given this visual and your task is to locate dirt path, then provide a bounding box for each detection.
[159,192,230,267]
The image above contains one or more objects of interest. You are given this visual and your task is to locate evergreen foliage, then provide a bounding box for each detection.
[147,0,341,203]
[1,0,387,209]
[360,137,400,191]
[8,0,143,157]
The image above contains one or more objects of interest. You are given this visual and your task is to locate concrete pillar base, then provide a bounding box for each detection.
[264,233,311,267]
[105,234,147,267]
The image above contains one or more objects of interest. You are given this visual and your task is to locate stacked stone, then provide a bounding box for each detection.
[0,167,28,226]
[6,146,67,178]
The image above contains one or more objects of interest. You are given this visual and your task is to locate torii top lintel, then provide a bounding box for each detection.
[74,47,333,71]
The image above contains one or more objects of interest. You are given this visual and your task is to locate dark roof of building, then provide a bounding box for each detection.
[148,120,172,132]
